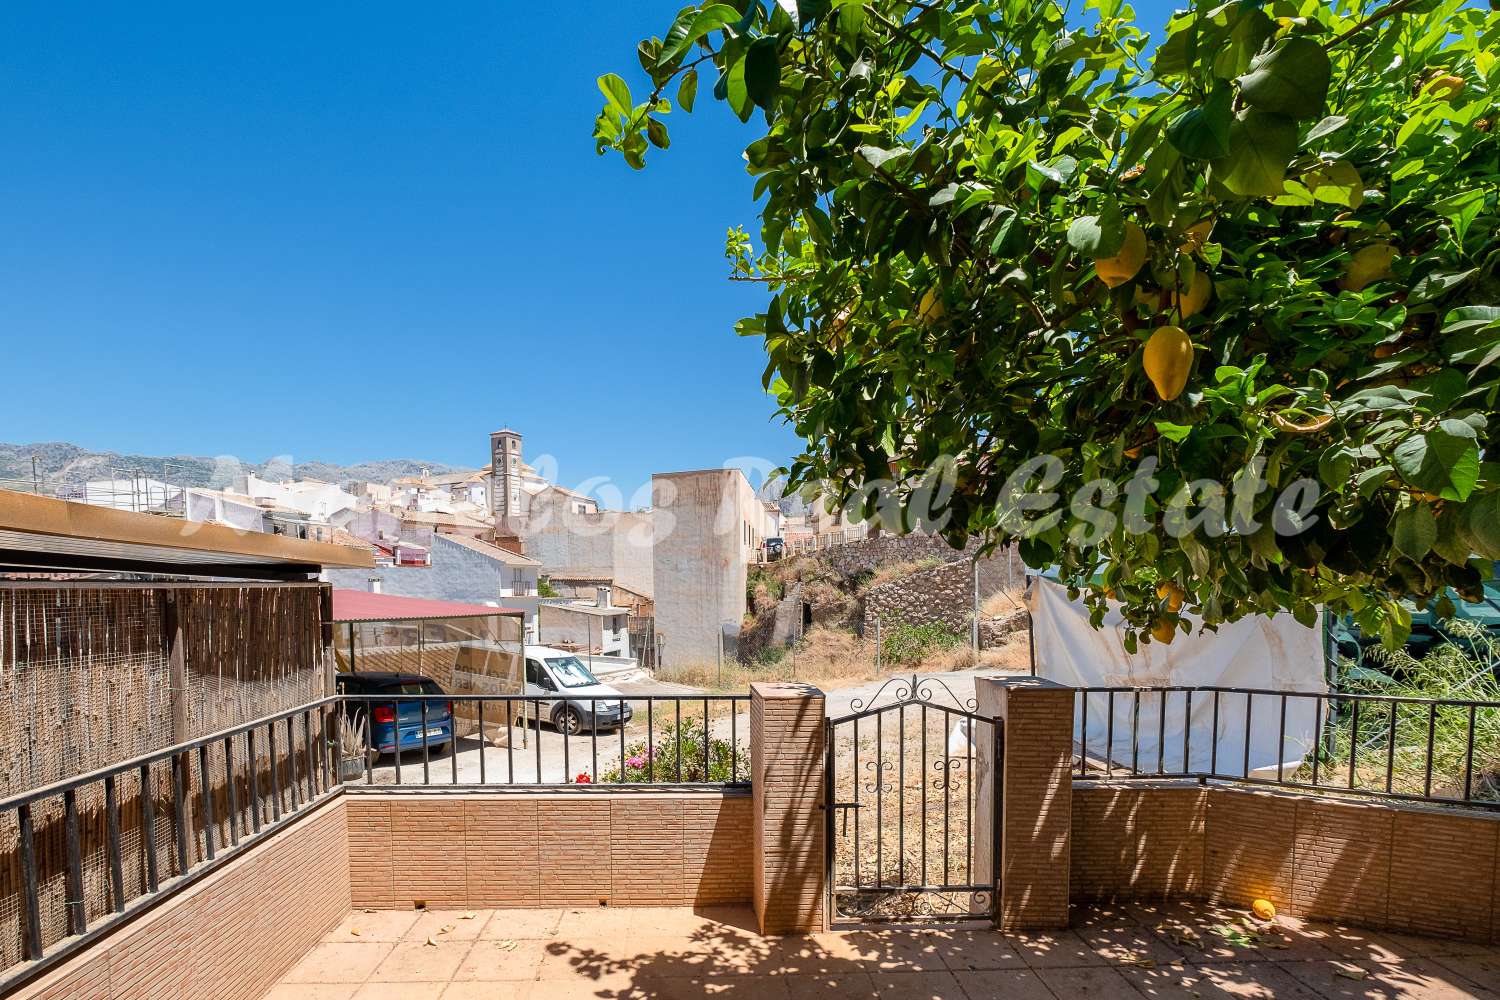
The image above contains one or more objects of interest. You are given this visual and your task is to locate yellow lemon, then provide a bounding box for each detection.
[1178,219,1213,254]
[1150,619,1177,644]
[916,287,945,323]
[1338,242,1396,293]
[1252,898,1277,921]
[1423,74,1465,100]
[1171,271,1212,320]
[1156,581,1185,613]
[1095,222,1147,288]
[1143,325,1193,401]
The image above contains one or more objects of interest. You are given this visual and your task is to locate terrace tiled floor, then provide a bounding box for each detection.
[265,900,1500,999]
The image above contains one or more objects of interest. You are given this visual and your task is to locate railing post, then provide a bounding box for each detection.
[974,677,1074,931]
[750,682,826,934]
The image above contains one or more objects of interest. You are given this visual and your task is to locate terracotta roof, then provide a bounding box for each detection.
[437,532,540,567]
[331,589,524,622]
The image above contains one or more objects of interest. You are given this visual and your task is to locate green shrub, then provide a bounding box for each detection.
[881,620,963,667]
[598,716,746,783]
[1319,621,1500,800]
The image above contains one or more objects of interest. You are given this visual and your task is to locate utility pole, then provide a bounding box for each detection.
[971,559,981,656]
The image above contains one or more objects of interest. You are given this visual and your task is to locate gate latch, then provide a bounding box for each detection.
[825,801,862,835]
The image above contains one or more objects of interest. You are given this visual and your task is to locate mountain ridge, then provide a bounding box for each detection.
[0,441,474,490]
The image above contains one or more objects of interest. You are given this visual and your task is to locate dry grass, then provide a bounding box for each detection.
[656,625,1032,693]
[980,586,1027,618]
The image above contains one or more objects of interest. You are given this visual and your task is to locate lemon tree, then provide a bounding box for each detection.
[595,0,1500,648]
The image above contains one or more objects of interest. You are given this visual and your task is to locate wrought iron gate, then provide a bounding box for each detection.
[825,674,1001,925]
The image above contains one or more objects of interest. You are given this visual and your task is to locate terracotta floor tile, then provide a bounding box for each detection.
[1283,958,1491,999]
[1117,961,1319,999]
[869,970,969,998]
[351,983,449,1000]
[284,942,399,983]
[452,939,547,981]
[330,910,424,943]
[1430,952,1500,994]
[642,975,793,998]
[408,910,492,943]
[438,985,529,1000]
[263,986,358,1000]
[1075,919,1189,966]
[1035,965,1142,998]
[782,972,879,999]
[371,940,476,982]
[481,909,565,940]
[951,968,1056,1000]
[1008,929,1110,968]
[928,930,1028,972]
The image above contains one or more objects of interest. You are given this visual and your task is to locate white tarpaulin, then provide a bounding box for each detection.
[1031,576,1327,777]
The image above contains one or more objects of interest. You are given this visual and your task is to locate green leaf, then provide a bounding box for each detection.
[1066,199,1125,257]
[1464,493,1500,560]
[1166,86,1233,159]
[745,36,781,109]
[1303,160,1363,209]
[677,68,699,112]
[1304,115,1350,144]
[1210,110,1298,197]
[646,117,670,150]
[658,4,741,67]
[1393,427,1481,501]
[597,74,633,118]
[1392,503,1437,560]
[1236,35,1331,120]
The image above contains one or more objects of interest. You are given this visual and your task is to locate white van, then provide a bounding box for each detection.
[523,645,634,735]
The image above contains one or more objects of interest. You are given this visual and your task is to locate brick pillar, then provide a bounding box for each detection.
[751,682,826,934]
[974,676,1074,931]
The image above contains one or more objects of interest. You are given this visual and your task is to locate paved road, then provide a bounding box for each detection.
[359,668,1022,786]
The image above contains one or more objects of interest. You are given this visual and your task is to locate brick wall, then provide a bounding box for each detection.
[1072,782,1500,943]
[345,792,752,910]
[751,683,826,934]
[14,796,350,1000]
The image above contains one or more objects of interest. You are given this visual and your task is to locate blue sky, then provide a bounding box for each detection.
[0,2,1175,505]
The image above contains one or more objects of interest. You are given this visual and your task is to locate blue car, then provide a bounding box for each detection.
[336,671,453,762]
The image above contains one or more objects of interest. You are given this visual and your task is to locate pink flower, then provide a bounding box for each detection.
[625,755,645,769]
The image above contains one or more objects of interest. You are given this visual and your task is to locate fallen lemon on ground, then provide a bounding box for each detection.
[1095,221,1147,288]
[1143,325,1193,401]
[1252,899,1277,921]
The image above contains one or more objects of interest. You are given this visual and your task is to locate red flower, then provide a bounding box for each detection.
[574,772,592,783]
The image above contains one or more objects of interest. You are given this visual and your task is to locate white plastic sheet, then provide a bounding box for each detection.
[1030,576,1327,777]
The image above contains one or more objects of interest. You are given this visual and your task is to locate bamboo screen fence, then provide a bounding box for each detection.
[0,582,330,971]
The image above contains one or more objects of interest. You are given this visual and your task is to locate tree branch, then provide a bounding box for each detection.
[865,7,973,84]
[1325,0,1427,49]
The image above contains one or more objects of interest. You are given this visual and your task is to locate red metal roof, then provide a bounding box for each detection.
[331,589,524,622]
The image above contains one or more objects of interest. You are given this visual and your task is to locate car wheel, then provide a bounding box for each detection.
[555,706,584,736]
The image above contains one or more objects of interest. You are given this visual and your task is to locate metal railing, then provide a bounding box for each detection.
[1071,686,1500,810]
[1,466,190,515]
[0,690,751,989]
[0,699,341,985]
[336,693,751,789]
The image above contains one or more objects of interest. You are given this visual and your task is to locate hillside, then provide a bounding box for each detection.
[0,441,473,490]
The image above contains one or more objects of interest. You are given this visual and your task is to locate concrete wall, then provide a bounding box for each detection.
[346,792,751,909]
[652,469,772,668]
[521,490,654,598]
[13,798,350,1000]
[1071,782,1500,943]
